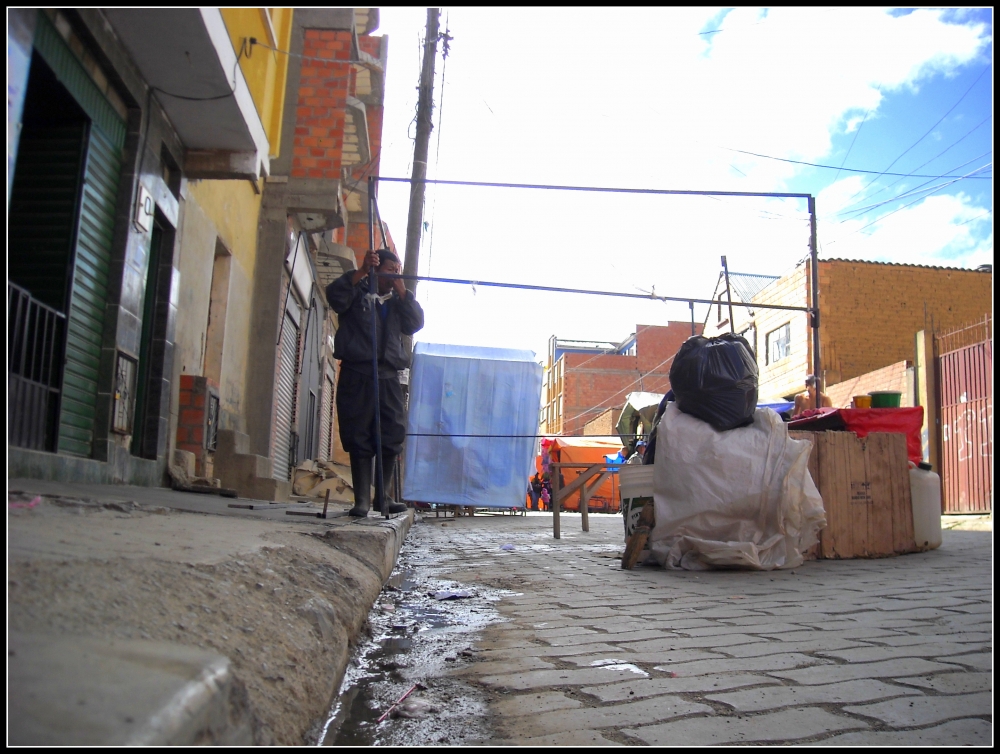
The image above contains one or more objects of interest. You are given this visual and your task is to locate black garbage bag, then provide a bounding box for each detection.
[668,334,758,432]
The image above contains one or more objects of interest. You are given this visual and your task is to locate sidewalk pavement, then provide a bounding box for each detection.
[418,511,992,746]
[7,478,412,745]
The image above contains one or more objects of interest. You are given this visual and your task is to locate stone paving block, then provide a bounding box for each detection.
[754,628,901,643]
[490,730,623,746]
[819,642,991,663]
[564,648,728,667]
[674,622,805,638]
[530,625,602,640]
[654,652,829,676]
[481,664,651,690]
[772,657,963,685]
[500,695,713,738]
[938,651,992,671]
[582,674,782,702]
[892,671,992,695]
[621,633,769,653]
[492,691,583,717]
[722,636,871,658]
[559,607,630,619]
[943,602,992,614]
[544,628,672,647]
[455,656,554,676]
[706,678,923,712]
[476,639,625,658]
[625,706,864,745]
[877,630,993,645]
[810,718,992,747]
[843,691,992,727]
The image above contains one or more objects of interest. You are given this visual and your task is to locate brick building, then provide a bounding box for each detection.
[703,259,993,401]
[540,322,701,436]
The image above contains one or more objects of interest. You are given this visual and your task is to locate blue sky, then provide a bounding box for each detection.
[374,8,993,359]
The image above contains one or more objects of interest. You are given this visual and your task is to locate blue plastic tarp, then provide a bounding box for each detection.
[403,342,543,509]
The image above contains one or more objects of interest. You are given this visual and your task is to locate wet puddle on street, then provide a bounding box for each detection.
[317,525,513,746]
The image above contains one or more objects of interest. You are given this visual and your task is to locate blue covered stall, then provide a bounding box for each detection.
[403,342,543,509]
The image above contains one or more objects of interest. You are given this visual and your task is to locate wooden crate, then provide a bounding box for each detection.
[790,431,918,559]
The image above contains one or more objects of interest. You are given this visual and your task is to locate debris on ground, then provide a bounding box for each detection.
[433,590,472,601]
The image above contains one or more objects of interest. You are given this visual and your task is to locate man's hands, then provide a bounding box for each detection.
[353,250,406,298]
[359,249,381,275]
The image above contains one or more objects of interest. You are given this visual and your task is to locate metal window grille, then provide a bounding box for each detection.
[206,393,220,451]
[8,283,66,451]
[113,353,137,434]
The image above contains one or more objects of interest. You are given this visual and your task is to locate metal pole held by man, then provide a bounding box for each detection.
[324,178,425,517]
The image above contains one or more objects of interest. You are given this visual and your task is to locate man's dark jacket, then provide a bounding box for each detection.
[326,272,424,371]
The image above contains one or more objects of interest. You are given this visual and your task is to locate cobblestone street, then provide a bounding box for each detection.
[414,511,992,746]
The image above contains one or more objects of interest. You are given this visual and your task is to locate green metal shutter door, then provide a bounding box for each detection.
[58,125,123,456]
[7,124,87,312]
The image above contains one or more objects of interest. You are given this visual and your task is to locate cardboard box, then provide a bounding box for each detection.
[790,431,918,559]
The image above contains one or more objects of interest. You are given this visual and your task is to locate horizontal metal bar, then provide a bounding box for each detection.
[376,176,812,200]
[380,273,814,314]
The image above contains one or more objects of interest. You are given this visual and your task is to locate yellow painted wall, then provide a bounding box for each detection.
[185,179,262,276]
[219,7,293,158]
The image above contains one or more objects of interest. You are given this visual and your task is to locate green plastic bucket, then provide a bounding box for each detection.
[868,391,902,408]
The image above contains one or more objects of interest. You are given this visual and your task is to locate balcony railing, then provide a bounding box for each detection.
[8,282,66,451]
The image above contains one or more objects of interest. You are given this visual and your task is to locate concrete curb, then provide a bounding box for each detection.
[7,480,414,745]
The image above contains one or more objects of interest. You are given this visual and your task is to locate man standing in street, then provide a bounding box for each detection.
[326,249,424,517]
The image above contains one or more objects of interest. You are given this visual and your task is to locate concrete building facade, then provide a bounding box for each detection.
[8,8,284,486]
[8,8,392,499]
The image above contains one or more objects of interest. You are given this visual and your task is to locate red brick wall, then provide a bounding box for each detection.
[559,322,700,434]
[291,29,354,180]
[175,375,219,476]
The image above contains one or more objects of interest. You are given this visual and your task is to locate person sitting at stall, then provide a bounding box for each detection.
[626,440,647,465]
[793,374,832,417]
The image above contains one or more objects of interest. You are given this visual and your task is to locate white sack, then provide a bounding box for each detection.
[649,403,826,570]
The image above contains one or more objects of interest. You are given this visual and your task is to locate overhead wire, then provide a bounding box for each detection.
[836,154,992,219]
[845,64,991,201]
[832,83,882,184]
[720,146,991,181]
[827,162,993,245]
[837,115,992,211]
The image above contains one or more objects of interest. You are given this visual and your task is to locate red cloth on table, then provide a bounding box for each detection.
[788,407,924,465]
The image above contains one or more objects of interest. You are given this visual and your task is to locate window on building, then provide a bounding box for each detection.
[765,323,791,365]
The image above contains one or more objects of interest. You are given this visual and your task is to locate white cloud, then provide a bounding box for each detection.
[374,8,991,356]
[821,191,993,267]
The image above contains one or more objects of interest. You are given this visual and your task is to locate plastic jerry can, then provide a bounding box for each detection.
[909,461,943,550]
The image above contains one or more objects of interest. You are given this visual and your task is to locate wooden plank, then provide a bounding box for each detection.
[817,432,842,558]
[865,433,895,557]
[848,433,872,557]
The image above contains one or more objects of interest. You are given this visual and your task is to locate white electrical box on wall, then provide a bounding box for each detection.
[135,184,153,232]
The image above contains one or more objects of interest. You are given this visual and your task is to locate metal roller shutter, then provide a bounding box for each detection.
[57,125,122,457]
[273,313,299,480]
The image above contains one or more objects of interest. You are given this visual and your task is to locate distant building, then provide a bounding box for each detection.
[703,259,993,401]
[540,322,701,435]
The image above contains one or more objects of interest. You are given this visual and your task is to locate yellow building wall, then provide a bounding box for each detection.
[819,261,993,386]
[185,179,262,275]
[219,7,293,159]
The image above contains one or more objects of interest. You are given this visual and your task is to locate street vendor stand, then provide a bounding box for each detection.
[788,407,924,559]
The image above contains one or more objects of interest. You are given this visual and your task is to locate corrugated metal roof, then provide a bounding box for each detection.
[724,272,780,303]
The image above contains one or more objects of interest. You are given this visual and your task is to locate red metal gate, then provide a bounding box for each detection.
[937,319,992,514]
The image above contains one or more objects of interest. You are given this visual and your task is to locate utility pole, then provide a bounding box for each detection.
[401,8,440,298]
